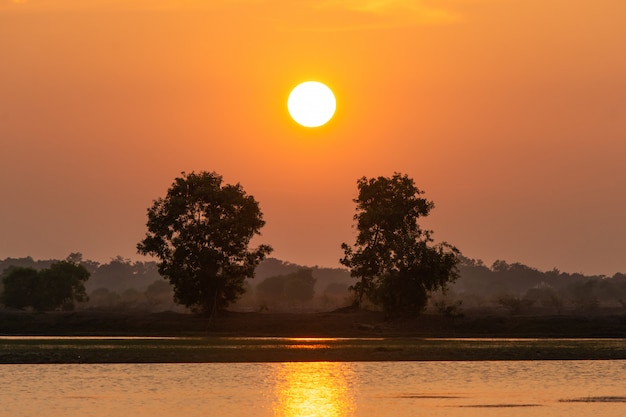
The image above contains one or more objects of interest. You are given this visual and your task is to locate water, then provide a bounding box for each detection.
[2,360,625,416]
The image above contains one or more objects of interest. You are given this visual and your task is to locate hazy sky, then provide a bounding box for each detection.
[1,0,625,275]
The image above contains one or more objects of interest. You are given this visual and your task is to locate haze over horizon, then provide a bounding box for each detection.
[2,0,625,276]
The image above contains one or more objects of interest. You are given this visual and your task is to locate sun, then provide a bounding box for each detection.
[288,81,336,128]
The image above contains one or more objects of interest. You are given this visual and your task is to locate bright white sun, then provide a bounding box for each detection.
[288,81,336,128]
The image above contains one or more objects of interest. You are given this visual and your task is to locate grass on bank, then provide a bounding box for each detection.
[1,308,625,363]
[2,336,626,364]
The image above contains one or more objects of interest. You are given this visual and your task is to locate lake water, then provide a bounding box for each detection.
[2,360,625,417]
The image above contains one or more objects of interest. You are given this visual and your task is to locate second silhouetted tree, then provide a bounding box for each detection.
[341,173,459,317]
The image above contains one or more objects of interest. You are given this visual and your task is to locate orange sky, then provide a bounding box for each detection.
[1,0,625,275]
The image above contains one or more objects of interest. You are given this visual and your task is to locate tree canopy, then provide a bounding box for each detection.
[341,173,459,317]
[137,171,272,317]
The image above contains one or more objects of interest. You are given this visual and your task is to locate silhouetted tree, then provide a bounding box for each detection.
[340,173,459,317]
[1,259,89,311]
[137,171,272,318]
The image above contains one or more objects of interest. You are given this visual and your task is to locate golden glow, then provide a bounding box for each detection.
[273,362,355,417]
[3,0,625,275]
[288,82,337,128]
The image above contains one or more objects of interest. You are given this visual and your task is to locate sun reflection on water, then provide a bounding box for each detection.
[272,362,355,417]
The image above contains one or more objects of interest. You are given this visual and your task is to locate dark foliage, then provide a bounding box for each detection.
[137,171,272,317]
[341,173,459,317]
[1,260,89,311]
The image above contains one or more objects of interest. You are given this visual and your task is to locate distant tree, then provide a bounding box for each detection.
[497,294,534,315]
[88,288,121,309]
[119,288,144,310]
[284,269,316,303]
[0,267,39,309]
[433,299,464,319]
[323,282,350,297]
[35,260,90,311]
[256,275,285,304]
[524,285,563,313]
[137,171,272,318]
[256,269,316,307]
[321,282,351,309]
[67,252,100,275]
[453,256,502,296]
[86,256,161,293]
[1,259,89,311]
[340,173,459,317]
[568,280,600,313]
[145,280,175,310]
[0,256,54,277]
[489,261,547,294]
[89,256,135,291]
[254,258,302,280]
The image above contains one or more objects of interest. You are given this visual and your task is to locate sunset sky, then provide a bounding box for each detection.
[1,0,625,275]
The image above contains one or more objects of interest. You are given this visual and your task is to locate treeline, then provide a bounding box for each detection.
[250,257,626,315]
[0,255,353,313]
[236,260,353,312]
[436,257,626,316]
[2,254,626,315]
[0,254,179,312]
[0,260,89,311]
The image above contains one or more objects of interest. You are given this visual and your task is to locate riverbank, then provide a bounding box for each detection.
[2,309,626,338]
[2,336,626,364]
[2,310,625,363]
